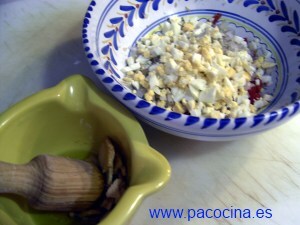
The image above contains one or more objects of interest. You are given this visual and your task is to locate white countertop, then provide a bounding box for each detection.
[1,1,299,225]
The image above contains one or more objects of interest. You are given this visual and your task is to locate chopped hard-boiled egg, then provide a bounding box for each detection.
[121,15,276,118]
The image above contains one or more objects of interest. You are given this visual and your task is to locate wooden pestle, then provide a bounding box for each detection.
[0,155,104,212]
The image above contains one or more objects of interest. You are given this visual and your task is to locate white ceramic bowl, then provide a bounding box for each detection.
[83,0,300,141]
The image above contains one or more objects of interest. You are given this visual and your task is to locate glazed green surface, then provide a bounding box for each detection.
[0,75,171,225]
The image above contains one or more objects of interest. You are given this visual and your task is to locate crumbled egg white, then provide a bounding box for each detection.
[121,15,276,118]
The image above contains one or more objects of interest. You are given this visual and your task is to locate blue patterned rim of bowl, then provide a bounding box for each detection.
[82,0,300,140]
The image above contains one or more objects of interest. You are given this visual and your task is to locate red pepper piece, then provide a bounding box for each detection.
[248,78,263,104]
[212,13,222,26]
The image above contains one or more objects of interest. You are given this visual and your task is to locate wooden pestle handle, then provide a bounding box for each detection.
[0,155,104,212]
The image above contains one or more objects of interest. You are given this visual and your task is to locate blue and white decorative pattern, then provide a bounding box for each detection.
[83,0,300,141]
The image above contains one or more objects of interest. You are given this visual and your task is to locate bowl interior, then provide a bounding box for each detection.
[0,102,124,163]
[0,75,170,225]
[85,0,300,113]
